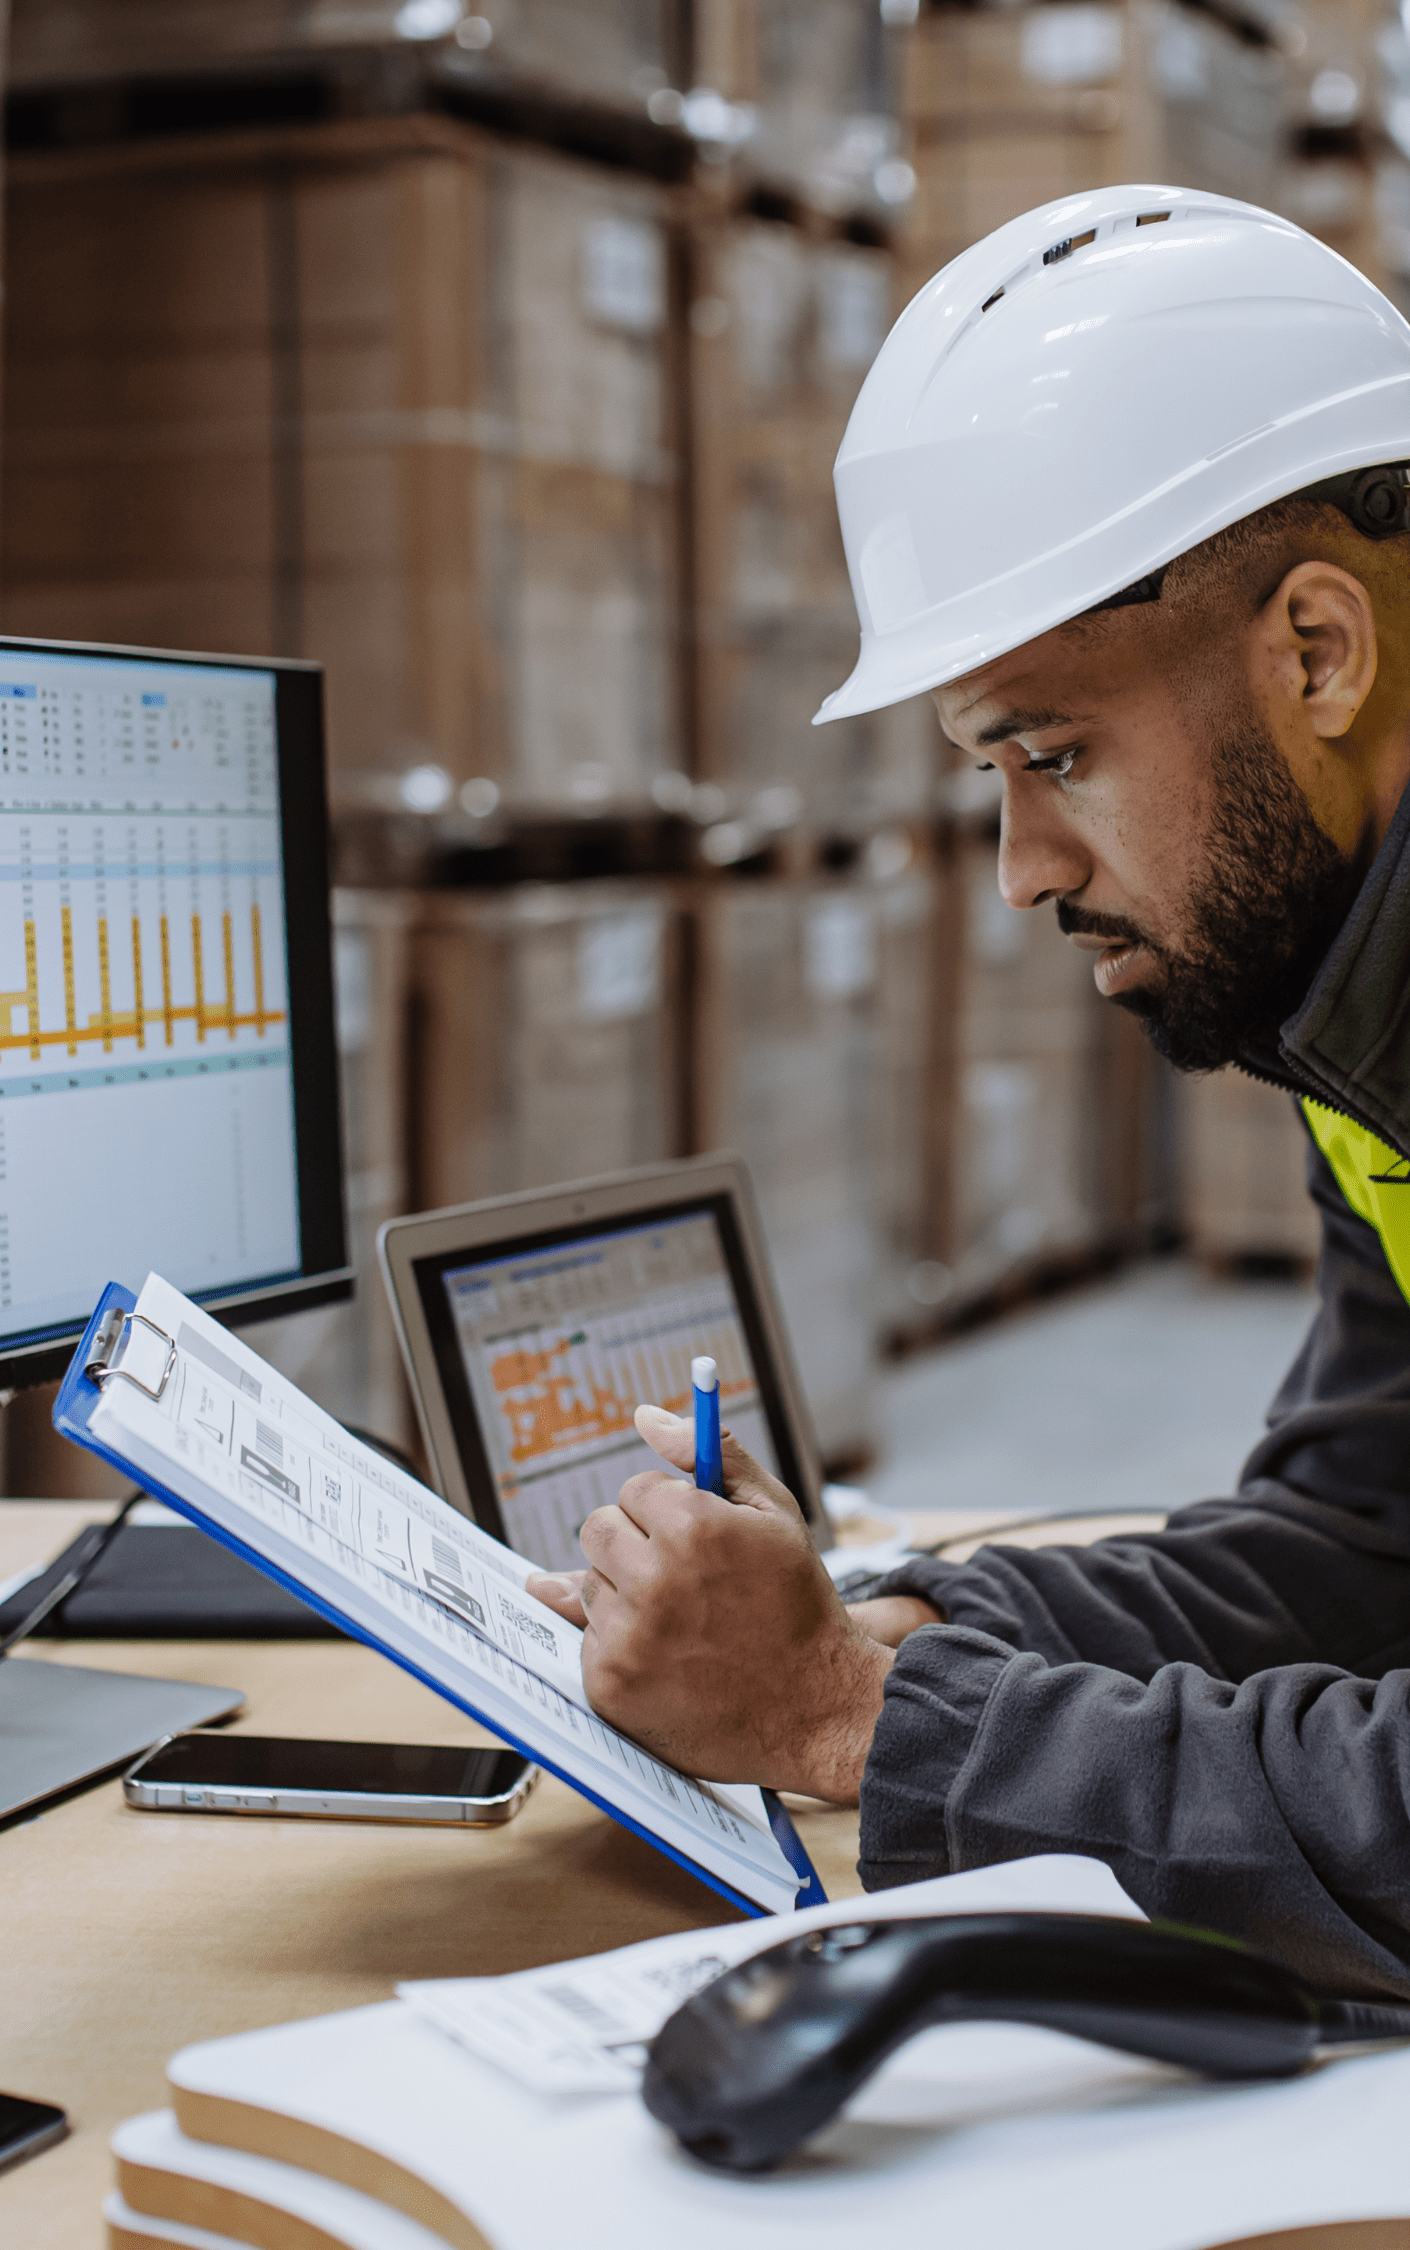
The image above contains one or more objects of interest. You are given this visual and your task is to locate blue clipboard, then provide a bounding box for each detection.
[55,1283,828,1920]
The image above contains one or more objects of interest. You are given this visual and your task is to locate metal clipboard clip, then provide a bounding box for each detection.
[85,1307,178,1401]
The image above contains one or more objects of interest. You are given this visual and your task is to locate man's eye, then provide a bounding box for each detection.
[1027,748,1079,779]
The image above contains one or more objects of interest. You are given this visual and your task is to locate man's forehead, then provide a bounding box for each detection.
[937,669,1080,746]
[934,629,1124,744]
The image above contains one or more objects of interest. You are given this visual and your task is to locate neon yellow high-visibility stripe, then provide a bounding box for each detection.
[1302,1097,1410,1301]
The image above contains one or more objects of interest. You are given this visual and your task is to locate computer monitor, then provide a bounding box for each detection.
[0,635,348,1390]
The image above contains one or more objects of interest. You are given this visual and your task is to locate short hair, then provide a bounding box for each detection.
[1088,462,1410,618]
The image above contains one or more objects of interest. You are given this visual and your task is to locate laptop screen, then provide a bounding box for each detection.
[410,1194,803,1571]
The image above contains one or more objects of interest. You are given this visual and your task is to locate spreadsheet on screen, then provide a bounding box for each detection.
[442,1212,779,1567]
[0,648,301,1350]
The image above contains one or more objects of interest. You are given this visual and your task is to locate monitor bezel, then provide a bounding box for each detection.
[377,1155,831,1550]
[0,633,351,1392]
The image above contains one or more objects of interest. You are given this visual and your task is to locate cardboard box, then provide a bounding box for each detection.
[243,890,419,1456]
[691,862,942,1462]
[698,0,901,222]
[1176,1067,1320,1265]
[688,214,937,826]
[8,0,689,112]
[1,117,684,810]
[897,3,1134,294]
[935,837,1118,1303]
[412,880,686,1210]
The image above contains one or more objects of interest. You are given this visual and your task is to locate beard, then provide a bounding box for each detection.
[1056,717,1363,1072]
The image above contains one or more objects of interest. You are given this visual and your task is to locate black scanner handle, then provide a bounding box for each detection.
[642,1911,1410,2174]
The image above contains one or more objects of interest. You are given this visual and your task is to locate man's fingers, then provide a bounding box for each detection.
[578,1503,639,1578]
[631,1400,805,1523]
[846,1593,944,1647]
[718,1430,806,1522]
[616,1467,700,1532]
[577,1567,611,1619]
[525,1569,590,1631]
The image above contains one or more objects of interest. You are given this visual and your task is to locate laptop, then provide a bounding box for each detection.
[377,1155,833,1574]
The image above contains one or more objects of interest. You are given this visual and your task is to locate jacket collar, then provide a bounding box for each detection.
[1251,774,1410,1163]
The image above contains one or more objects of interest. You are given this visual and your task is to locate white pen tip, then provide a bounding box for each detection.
[691,1356,718,1391]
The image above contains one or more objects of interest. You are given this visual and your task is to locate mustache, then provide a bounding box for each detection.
[1055,900,1154,951]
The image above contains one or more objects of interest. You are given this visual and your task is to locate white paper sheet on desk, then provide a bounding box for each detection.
[399,1853,1146,2094]
[86,1272,801,1914]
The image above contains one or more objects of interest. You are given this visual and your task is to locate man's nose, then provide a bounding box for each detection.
[997,779,1092,909]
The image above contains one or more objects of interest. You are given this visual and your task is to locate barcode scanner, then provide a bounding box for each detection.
[641,1912,1410,2174]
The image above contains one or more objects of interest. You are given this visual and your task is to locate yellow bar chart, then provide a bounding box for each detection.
[0,901,281,1058]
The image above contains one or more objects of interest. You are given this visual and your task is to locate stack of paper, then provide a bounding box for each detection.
[105,1857,1410,2250]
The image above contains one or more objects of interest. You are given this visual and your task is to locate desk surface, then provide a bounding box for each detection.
[0,1498,1169,2250]
[1,1501,872,2249]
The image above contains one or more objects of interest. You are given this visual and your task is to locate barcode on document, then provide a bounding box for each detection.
[431,1537,464,1580]
[254,1419,284,1464]
[541,1984,629,2037]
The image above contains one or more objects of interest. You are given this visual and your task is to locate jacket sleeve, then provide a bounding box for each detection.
[871,1127,1410,1687]
[859,1624,1410,1996]
[856,1122,1410,1995]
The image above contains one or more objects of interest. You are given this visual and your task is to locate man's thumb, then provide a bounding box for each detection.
[634,1401,696,1473]
[634,1402,803,1519]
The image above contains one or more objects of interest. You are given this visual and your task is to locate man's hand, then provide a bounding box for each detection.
[526,1406,894,1802]
[847,1594,944,1647]
[532,1585,942,1647]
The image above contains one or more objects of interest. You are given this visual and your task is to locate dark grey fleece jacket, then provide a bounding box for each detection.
[859,776,1410,1998]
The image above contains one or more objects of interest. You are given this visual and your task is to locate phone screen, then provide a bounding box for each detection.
[0,2094,68,2176]
[135,1734,530,1800]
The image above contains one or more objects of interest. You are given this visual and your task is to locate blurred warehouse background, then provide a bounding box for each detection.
[0,0,1388,1491]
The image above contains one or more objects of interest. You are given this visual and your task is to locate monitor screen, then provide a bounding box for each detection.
[0,637,347,1386]
[411,1197,805,1570]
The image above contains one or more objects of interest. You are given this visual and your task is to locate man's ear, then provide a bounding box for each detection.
[1263,561,1378,741]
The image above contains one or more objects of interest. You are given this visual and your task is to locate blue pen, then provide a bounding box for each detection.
[692,1355,724,1496]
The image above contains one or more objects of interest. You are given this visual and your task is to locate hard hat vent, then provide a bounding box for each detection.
[947,199,1190,379]
[1042,228,1095,268]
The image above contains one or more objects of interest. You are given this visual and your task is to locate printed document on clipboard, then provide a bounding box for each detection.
[54,1273,824,1918]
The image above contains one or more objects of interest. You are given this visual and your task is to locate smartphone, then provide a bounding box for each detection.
[123,1733,539,1825]
[0,2094,69,2176]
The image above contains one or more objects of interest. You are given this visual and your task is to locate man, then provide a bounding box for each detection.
[529,186,1410,1998]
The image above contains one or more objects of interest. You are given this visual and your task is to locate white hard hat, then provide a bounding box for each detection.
[815,184,1410,724]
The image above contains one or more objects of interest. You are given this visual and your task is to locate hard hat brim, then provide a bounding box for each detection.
[812,396,1410,724]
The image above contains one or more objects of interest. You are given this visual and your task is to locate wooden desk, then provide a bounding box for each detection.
[0,1503,867,2249]
[1,1499,1177,2248]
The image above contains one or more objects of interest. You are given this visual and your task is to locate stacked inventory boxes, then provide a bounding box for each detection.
[1,116,683,812]
[413,882,685,1209]
[934,833,1137,1308]
[688,213,934,831]
[6,1,691,115]
[0,8,959,1484]
[871,847,948,1337]
[245,890,419,1453]
[693,0,906,224]
[691,856,940,1465]
[897,2,1135,301]
[1149,0,1389,287]
[1176,1068,1320,1268]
